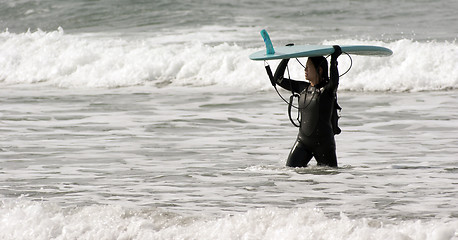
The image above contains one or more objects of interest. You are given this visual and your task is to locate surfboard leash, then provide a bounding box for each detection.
[294,52,353,78]
[264,53,351,128]
[264,60,302,128]
[264,61,297,106]
[338,52,353,77]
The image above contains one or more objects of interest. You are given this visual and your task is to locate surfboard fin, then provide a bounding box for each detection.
[260,29,275,55]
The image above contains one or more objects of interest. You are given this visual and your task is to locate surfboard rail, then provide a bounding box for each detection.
[249,30,393,61]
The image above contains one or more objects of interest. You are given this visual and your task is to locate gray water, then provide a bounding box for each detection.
[1,87,456,221]
[1,0,457,238]
[2,0,457,42]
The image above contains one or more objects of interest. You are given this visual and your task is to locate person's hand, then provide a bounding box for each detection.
[332,45,342,59]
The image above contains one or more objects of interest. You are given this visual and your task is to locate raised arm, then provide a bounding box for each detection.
[328,45,342,93]
[273,59,308,93]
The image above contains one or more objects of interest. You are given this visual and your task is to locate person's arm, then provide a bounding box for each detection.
[273,59,307,93]
[328,45,342,93]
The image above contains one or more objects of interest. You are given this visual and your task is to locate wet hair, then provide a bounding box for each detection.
[310,56,329,81]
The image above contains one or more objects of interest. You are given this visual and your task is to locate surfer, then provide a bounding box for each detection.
[273,46,342,167]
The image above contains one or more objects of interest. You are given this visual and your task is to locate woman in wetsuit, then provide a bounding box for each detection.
[273,45,342,167]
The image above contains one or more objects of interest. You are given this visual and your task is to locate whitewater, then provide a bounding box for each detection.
[1,28,457,91]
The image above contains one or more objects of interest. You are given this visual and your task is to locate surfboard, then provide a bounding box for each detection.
[249,30,393,61]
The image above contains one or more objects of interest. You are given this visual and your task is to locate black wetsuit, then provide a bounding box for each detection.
[274,54,340,167]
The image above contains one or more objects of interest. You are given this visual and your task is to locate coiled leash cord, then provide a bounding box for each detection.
[264,52,352,127]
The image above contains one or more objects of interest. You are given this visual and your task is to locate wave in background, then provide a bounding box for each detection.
[0,28,457,91]
[2,0,457,42]
[1,199,457,240]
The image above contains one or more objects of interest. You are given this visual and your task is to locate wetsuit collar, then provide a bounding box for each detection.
[314,79,328,90]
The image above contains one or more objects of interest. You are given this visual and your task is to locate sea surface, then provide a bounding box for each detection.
[1,0,457,239]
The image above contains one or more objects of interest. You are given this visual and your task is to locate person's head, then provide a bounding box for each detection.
[305,56,328,86]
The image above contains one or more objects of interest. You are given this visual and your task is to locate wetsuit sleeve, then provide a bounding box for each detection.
[273,59,307,93]
[327,45,342,93]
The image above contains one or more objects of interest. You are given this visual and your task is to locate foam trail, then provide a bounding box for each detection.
[0,29,457,91]
[0,200,457,240]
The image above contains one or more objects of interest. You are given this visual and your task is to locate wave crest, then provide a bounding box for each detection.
[1,29,456,91]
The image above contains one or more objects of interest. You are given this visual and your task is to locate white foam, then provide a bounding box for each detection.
[323,39,458,91]
[0,29,457,91]
[0,199,456,240]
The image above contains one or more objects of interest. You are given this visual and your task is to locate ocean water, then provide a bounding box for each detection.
[1,0,458,239]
